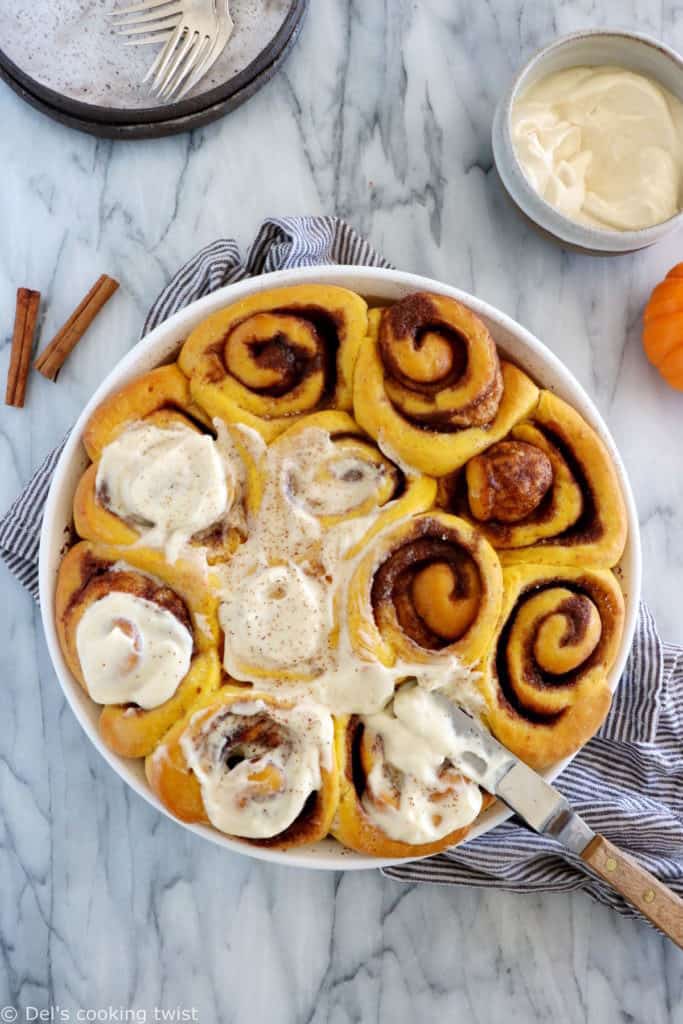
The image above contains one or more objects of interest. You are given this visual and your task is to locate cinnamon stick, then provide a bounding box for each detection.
[5,287,41,407]
[35,274,119,381]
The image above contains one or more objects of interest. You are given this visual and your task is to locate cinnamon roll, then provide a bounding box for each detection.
[348,512,503,669]
[56,541,221,758]
[74,367,257,565]
[353,293,539,475]
[333,685,490,856]
[146,687,339,848]
[178,285,368,441]
[478,563,625,769]
[440,391,628,568]
[270,410,437,556]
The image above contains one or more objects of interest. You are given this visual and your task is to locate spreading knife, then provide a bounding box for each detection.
[430,693,683,948]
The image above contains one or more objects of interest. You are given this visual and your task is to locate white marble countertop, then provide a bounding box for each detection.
[1,1,682,1020]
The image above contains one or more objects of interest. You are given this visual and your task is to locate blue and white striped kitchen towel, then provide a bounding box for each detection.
[1,216,680,926]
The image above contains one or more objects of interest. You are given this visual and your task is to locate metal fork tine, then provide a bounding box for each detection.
[117,21,179,36]
[113,4,182,27]
[143,20,183,83]
[109,0,178,16]
[174,33,217,99]
[167,33,212,98]
[155,30,199,96]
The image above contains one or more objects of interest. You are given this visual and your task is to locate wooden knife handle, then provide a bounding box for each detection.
[581,835,683,948]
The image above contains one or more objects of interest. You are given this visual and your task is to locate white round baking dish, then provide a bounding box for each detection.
[39,265,642,870]
[492,29,683,253]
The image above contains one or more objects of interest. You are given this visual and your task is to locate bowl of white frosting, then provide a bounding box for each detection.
[492,29,683,252]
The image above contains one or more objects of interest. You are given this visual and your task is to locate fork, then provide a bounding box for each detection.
[110,0,233,101]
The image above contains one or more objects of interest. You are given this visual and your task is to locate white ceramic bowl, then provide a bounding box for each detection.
[492,29,683,253]
[39,265,642,870]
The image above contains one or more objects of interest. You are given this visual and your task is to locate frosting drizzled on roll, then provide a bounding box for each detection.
[360,685,482,844]
[76,590,193,709]
[221,564,329,673]
[180,699,334,839]
[97,421,232,561]
[284,435,399,520]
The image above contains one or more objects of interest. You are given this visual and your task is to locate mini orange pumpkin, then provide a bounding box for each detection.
[643,264,683,390]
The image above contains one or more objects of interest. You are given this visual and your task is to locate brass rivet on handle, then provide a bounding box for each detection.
[643,889,656,904]
[605,858,618,872]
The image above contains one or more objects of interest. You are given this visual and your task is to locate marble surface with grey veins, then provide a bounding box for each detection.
[1,1,682,1021]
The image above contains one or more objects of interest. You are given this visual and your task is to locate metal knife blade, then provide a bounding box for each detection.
[431,693,595,855]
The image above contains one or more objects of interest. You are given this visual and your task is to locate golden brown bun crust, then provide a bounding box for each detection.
[478,563,625,770]
[178,284,368,440]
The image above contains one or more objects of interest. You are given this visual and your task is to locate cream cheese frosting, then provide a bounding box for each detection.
[76,590,193,709]
[360,685,483,843]
[512,66,683,230]
[179,699,334,839]
[96,421,232,561]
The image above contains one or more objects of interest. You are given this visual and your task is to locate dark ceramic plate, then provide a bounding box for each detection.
[0,0,307,138]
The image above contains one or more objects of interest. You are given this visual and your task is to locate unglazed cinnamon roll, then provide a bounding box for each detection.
[178,285,368,441]
[348,512,503,668]
[333,685,489,856]
[440,391,628,568]
[353,293,539,475]
[146,687,339,848]
[56,541,221,758]
[478,563,625,769]
[74,366,255,564]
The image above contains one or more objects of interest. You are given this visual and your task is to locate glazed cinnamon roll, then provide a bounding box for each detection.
[74,366,254,564]
[178,285,368,441]
[270,410,437,556]
[56,541,221,758]
[348,512,503,668]
[440,391,628,568]
[146,687,339,848]
[333,685,489,856]
[478,563,625,769]
[353,293,539,475]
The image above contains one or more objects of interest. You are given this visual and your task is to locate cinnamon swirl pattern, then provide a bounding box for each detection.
[54,284,628,855]
[353,293,539,475]
[478,564,625,769]
[178,284,368,441]
[440,391,628,568]
[146,687,338,848]
[348,512,503,668]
